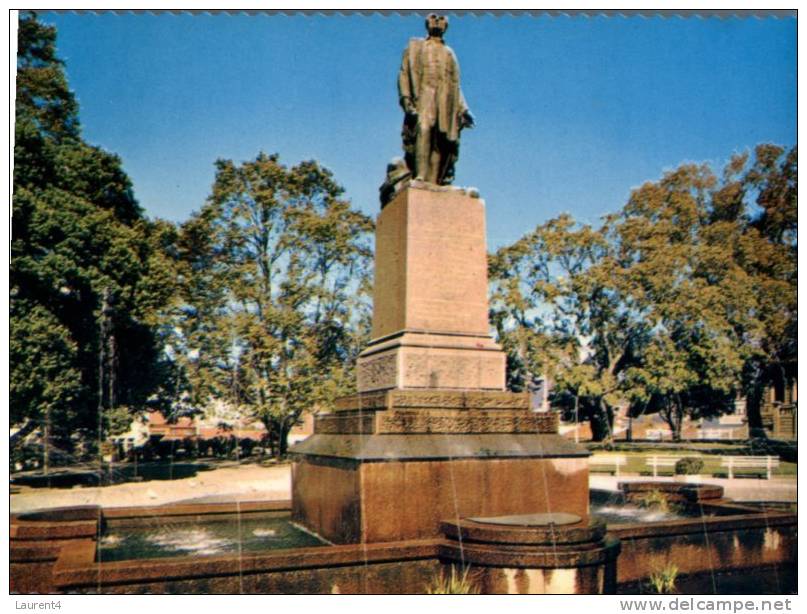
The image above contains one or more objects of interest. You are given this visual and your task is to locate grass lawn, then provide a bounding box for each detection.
[589,450,797,478]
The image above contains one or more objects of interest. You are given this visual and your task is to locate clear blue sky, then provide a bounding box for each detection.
[39,12,796,249]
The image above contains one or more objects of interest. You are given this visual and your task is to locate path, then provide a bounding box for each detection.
[11,464,795,514]
[11,463,292,514]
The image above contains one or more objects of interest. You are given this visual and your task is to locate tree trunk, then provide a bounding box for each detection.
[671,400,683,442]
[276,420,291,461]
[589,399,614,443]
[672,414,682,442]
[660,402,679,442]
[745,375,767,439]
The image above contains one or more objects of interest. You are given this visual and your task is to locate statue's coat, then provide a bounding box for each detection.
[398,37,467,144]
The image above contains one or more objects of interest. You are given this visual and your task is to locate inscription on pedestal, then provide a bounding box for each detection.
[360,186,507,393]
[315,409,559,435]
[376,410,558,434]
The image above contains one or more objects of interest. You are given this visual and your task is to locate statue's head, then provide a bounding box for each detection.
[425,14,448,38]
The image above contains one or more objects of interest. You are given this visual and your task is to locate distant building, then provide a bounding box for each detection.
[109,406,317,456]
[760,364,797,440]
[557,397,751,442]
[110,411,266,456]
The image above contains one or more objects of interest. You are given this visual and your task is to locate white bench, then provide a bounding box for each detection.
[646,455,684,477]
[589,455,627,477]
[721,456,780,480]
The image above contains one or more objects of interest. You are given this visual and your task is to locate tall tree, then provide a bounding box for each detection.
[173,153,373,457]
[490,214,647,440]
[491,146,795,441]
[615,163,748,440]
[738,145,797,435]
[12,13,174,458]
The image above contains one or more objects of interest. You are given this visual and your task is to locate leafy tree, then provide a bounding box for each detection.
[11,13,174,459]
[611,163,747,440]
[738,145,797,435]
[490,214,646,441]
[172,153,373,457]
[491,146,795,441]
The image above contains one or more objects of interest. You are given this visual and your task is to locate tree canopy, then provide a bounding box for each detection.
[165,153,374,456]
[491,146,796,441]
[12,13,175,456]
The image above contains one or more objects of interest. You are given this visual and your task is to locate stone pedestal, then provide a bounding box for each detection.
[356,183,506,392]
[291,183,590,548]
[291,390,590,544]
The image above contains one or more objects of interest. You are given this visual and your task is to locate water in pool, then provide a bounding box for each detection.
[589,490,709,525]
[98,514,325,561]
[591,503,685,524]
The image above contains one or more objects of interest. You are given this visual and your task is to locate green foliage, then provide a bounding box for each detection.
[635,490,671,512]
[425,566,480,594]
[491,145,796,441]
[675,457,704,475]
[489,214,629,440]
[749,438,797,463]
[11,13,175,455]
[103,405,138,437]
[10,299,82,444]
[649,562,679,594]
[169,153,373,456]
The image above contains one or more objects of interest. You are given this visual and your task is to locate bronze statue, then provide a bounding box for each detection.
[398,14,474,186]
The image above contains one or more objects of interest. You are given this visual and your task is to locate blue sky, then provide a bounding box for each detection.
[39,12,796,249]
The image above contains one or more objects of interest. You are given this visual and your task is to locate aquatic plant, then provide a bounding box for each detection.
[426,565,480,594]
[635,489,670,512]
[649,563,679,594]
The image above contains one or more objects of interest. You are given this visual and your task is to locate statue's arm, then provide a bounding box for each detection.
[397,45,416,115]
[450,53,474,129]
[459,90,474,128]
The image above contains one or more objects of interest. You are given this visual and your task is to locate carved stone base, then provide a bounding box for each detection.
[359,184,507,393]
[357,331,506,392]
[316,409,557,435]
[318,389,557,435]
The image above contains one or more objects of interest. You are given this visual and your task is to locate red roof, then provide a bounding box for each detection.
[146,411,265,441]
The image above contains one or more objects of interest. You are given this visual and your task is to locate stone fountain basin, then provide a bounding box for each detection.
[10,494,796,594]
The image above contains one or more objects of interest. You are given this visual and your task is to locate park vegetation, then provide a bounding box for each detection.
[490,144,796,441]
[11,13,797,466]
[11,13,373,462]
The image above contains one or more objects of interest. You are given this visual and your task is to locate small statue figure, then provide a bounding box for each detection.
[398,14,474,186]
[379,157,411,208]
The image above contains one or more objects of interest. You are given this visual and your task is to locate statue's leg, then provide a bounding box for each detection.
[415,122,433,182]
[401,114,417,176]
[436,135,458,185]
[428,129,442,184]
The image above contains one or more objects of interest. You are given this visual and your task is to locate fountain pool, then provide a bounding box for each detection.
[99,513,325,562]
[10,487,796,594]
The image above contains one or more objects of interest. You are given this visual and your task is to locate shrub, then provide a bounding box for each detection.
[749,438,797,463]
[675,457,704,475]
